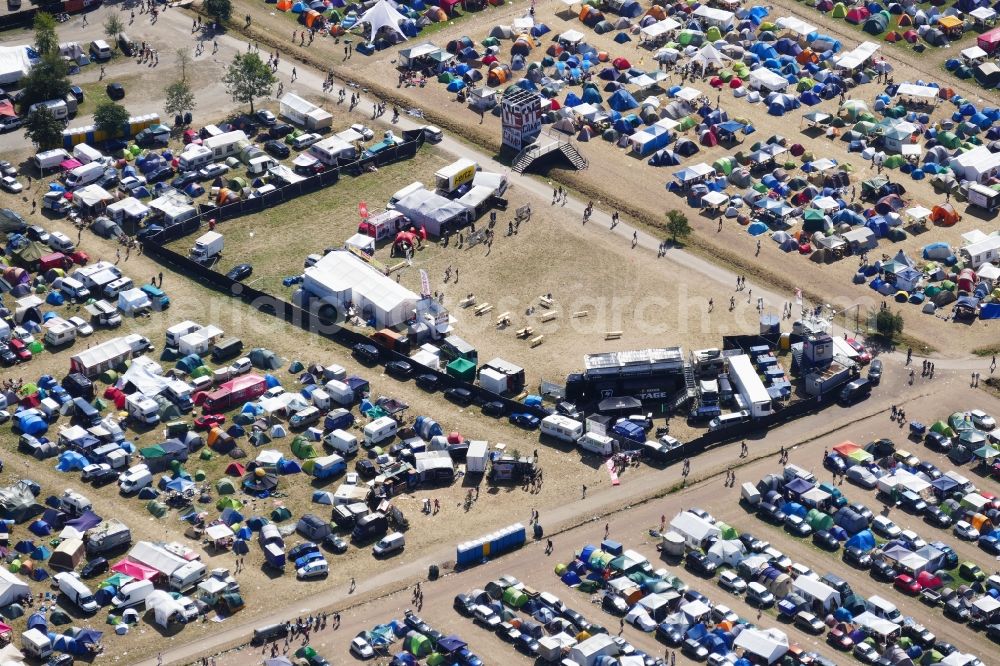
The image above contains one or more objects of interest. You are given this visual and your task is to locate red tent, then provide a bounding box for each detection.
[979,26,1000,54]
[225,462,246,477]
[113,559,159,581]
[612,57,631,70]
[437,0,461,14]
[845,7,869,23]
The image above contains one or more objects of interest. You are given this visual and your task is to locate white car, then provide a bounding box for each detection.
[872,516,902,539]
[291,133,322,150]
[81,463,112,480]
[350,636,375,659]
[846,465,878,489]
[954,520,980,541]
[971,410,996,431]
[198,163,229,180]
[718,570,747,594]
[350,123,375,141]
[296,559,328,579]
[229,357,252,376]
[12,326,34,345]
[344,472,359,485]
[255,109,277,125]
[710,604,739,625]
[67,316,93,337]
[264,386,285,399]
[1,176,22,193]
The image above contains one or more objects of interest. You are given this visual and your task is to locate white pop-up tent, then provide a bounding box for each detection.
[733,628,789,665]
[359,0,407,42]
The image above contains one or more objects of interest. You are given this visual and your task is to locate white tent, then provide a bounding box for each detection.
[624,605,656,631]
[0,45,33,85]
[669,511,720,548]
[145,590,185,628]
[0,569,29,607]
[106,196,149,223]
[691,43,727,69]
[303,250,420,328]
[706,539,745,567]
[733,628,789,664]
[118,288,151,315]
[359,0,407,43]
[749,68,788,92]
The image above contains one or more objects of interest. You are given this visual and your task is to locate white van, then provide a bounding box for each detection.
[29,99,68,121]
[708,410,750,431]
[247,155,277,176]
[289,406,321,430]
[119,468,153,494]
[866,595,902,624]
[73,143,104,165]
[59,277,91,301]
[65,161,104,189]
[373,532,405,557]
[577,432,616,456]
[540,415,584,443]
[364,416,398,446]
[89,40,112,61]
[103,276,134,300]
[112,579,154,609]
[166,321,202,348]
[55,572,99,613]
[324,429,358,456]
[783,463,817,485]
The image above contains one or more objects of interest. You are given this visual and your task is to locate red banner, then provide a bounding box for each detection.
[358,201,368,219]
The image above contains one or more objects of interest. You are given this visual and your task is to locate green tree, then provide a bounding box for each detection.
[23,107,66,150]
[176,48,192,83]
[222,52,275,114]
[870,307,904,341]
[93,101,130,139]
[204,0,233,23]
[19,51,71,111]
[104,14,125,49]
[33,12,58,56]
[164,80,196,118]
[664,209,691,244]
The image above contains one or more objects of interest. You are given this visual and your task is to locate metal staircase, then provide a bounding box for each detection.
[511,137,589,174]
[669,362,698,413]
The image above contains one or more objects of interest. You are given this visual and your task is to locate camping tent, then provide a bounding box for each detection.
[358,0,407,42]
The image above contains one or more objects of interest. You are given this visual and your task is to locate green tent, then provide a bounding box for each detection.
[427,653,447,666]
[883,155,905,169]
[713,156,735,175]
[271,507,292,522]
[249,431,271,446]
[931,420,954,437]
[807,509,833,531]
[217,497,243,511]
[301,459,316,475]
[289,360,304,373]
[216,478,236,494]
[588,550,614,570]
[140,445,166,460]
[705,25,722,42]
[578,580,601,593]
[49,610,70,625]
[291,436,318,459]
[677,116,697,131]
[194,469,207,481]
[716,522,738,540]
[446,358,476,381]
[147,501,167,517]
[191,366,212,379]
[405,632,431,657]
[250,348,283,370]
[200,449,214,461]
[949,412,973,433]
[938,132,960,148]
[503,586,528,608]
[294,646,317,660]
[437,72,454,83]
[91,397,107,411]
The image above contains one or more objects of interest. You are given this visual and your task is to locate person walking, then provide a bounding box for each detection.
[581,484,587,499]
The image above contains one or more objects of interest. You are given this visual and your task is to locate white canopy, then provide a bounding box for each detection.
[640,18,680,40]
[702,191,729,207]
[691,43,728,68]
[558,29,585,44]
[961,46,988,61]
[834,42,880,71]
[674,87,702,102]
[359,0,406,42]
[749,68,788,91]
[205,524,235,541]
[971,6,997,21]
[733,628,789,664]
[853,611,899,637]
[896,83,939,98]
[775,16,816,36]
[812,196,839,212]
[692,5,734,25]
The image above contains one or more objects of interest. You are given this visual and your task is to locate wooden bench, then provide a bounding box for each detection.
[516,327,534,339]
[474,303,493,316]
[539,296,554,309]
[530,335,545,348]
[540,311,558,323]
[605,330,623,340]
[459,295,477,308]
[496,312,511,327]
[572,310,589,318]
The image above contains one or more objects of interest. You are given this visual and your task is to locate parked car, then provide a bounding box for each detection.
[871,516,901,539]
[971,409,996,431]
[80,557,108,578]
[717,570,746,594]
[871,559,897,582]
[794,611,825,634]
[867,358,883,384]
[827,627,855,651]
[846,465,877,489]
[757,503,786,525]
[843,546,872,569]
[415,373,439,392]
[106,82,125,100]
[509,413,540,429]
[8,339,31,362]
[979,534,1000,555]
[923,506,952,528]
[384,360,413,379]
[264,140,290,158]
[225,263,253,281]
[269,124,294,139]
[853,642,879,663]
[0,176,22,193]
[198,163,229,180]
[894,574,922,595]
[812,530,839,551]
[453,594,475,616]
[349,636,374,659]
[845,338,871,364]
[444,387,474,407]
[350,123,375,140]
[926,431,952,451]
[684,551,717,577]
[255,109,277,125]
[322,534,348,554]
[784,514,812,537]
[954,520,980,541]
[481,401,505,418]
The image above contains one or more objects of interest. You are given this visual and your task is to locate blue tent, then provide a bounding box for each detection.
[233,539,250,556]
[446,80,466,93]
[845,529,876,551]
[564,92,583,107]
[747,221,769,236]
[27,613,46,631]
[17,413,47,436]
[581,87,603,104]
[56,451,90,472]
[14,540,34,554]
[45,292,65,306]
[278,459,302,474]
[165,478,194,493]
[649,149,681,166]
[608,89,638,111]
[561,571,581,586]
[220,508,244,525]
[28,520,51,536]
[780,501,807,517]
[30,545,50,560]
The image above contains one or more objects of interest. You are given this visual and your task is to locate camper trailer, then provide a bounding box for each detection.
[540,415,584,443]
[364,416,398,445]
[203,130,248,160]
[178,145,213,172]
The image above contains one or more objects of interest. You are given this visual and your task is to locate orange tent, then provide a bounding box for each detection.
[937,87,954,99]
[646,5,666,20]
[276,0,292,10]
[487,65,511,86]
[796,49,818,64]
[897,13,912,26]
[302,9,320,27]
[931,203,960,226]
[971,513,993,533]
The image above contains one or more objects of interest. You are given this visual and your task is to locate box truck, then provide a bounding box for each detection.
[435,158,477,194]
[190,232,224,264]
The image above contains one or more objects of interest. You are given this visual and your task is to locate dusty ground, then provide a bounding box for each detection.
[204,380,1000,666]
[234,0,999,356]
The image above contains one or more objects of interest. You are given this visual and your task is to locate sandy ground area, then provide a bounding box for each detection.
[205,379,1000,666]
[235,0,999,355]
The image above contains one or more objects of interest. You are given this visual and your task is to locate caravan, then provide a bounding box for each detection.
[204,130,248,160]
[540,415,584,443]
[364,416,398,445]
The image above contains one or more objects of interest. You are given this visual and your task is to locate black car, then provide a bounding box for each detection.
[264,140,290,159]
[681,638,709,662]
[656,622,684,646]
[453,594,476,616]
[403,611,431,635]
[355,459,377,479]
[352,343,379,365]
[849,503,874,524]
[943,599,970,623]
[444,387,474,407]
[684,551,717,577]
[322,534,348,553]
[562,609,588,633]
[226,263,253,282]
[415,373,439,392]
[90,467,119,486]
[813,530,840,551]
[106,82,125,100]
[385,360,413,379]
[47,656,73,666]
[823,454,847,475]
[756,502,786,525]
[171,171,201,189]
[926,431,952,451]
[916,461,942,480]
[843,545,872,569]
[269,123,295,139]
[986,623,1000,644]
[0,345,16,367]
[870,559,897,581]
[600,592,628,616]
[69,85,85,103]
[923,506,953,528]
[80,557,108,578]
[481,401,505,418]
[146,165,173,183]
[738,532,769,553]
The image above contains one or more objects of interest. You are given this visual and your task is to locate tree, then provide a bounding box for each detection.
[19,51,71,112]
[176,48,192,83]
[870,307,904,341]
[24,107,66,150]
[104,14,125,49]
[33,12,58,56]
[222,52,275,114]
[164,80,196,118]
[94,101,130,139]
[664,209,691,244]
[204,0,233,23]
